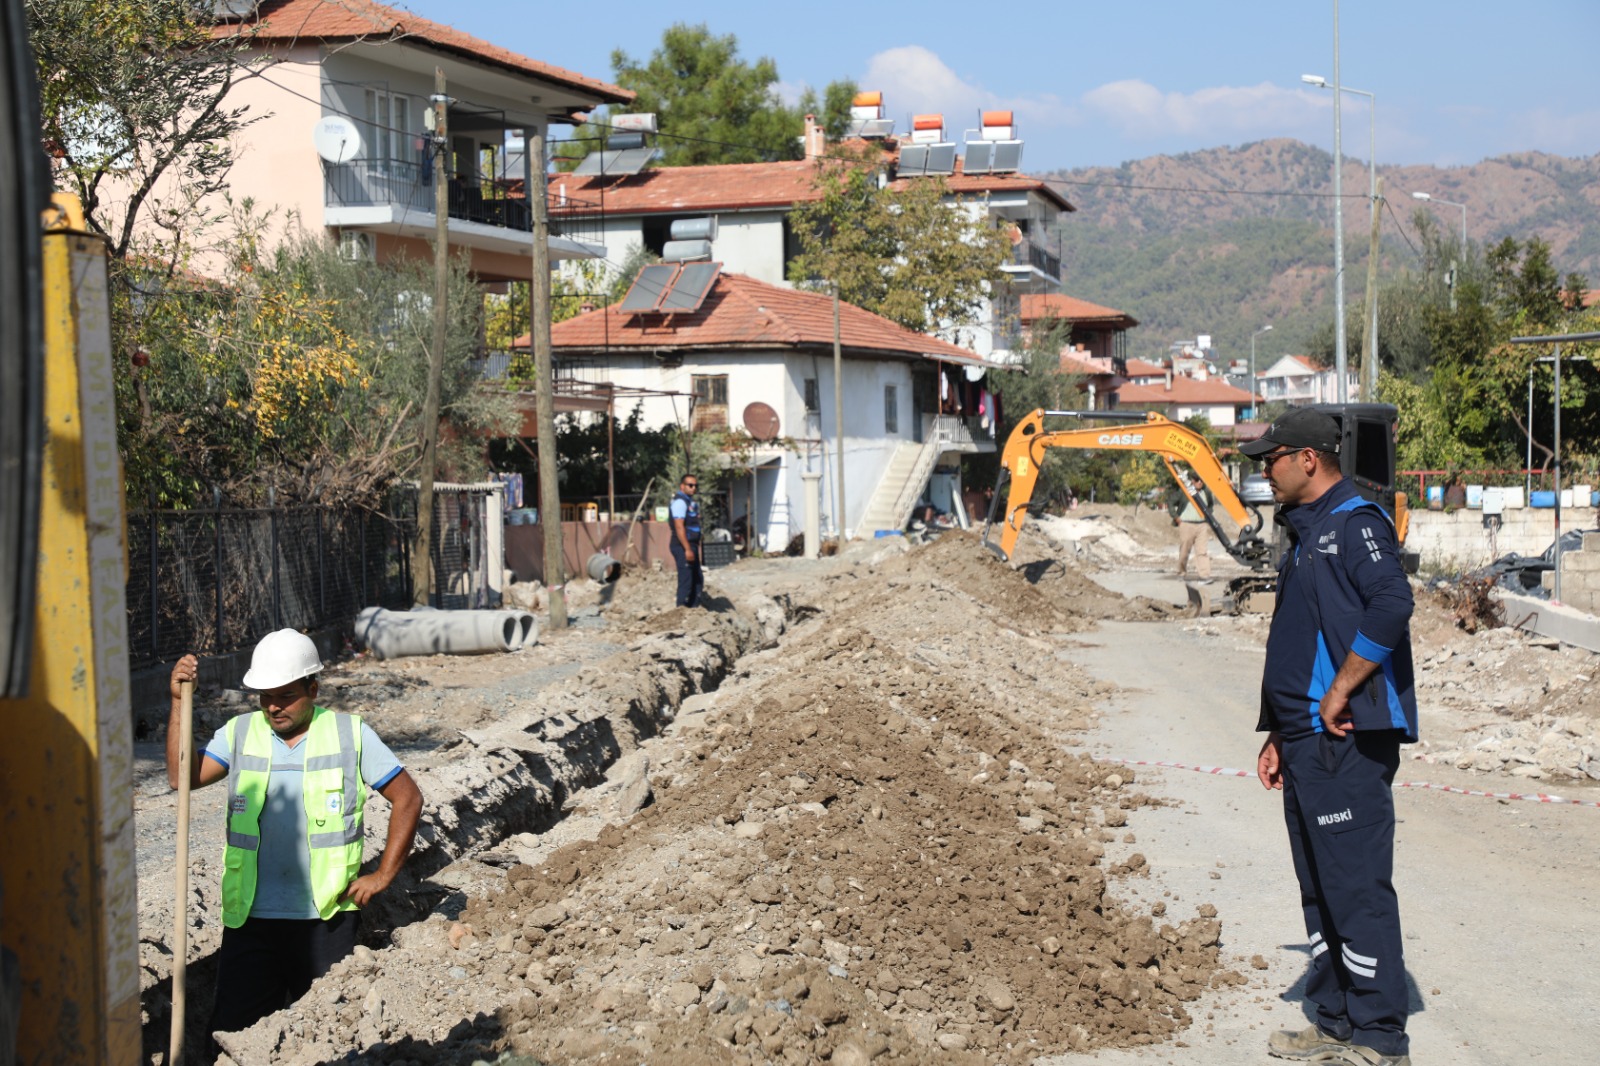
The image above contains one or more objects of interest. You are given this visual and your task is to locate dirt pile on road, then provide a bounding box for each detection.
[210,534,1227,1065]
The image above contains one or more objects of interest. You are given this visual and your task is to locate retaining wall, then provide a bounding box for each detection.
[1407,504,1598,571]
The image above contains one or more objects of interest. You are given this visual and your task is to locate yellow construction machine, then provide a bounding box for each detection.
[0,1,141,1059]
[980,407,1411,613]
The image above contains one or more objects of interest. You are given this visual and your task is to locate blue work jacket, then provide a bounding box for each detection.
[1257,479,1419,743]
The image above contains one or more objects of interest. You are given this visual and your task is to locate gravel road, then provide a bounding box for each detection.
[1044,568,1600,1066]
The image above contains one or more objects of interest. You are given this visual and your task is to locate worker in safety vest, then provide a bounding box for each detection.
[167,629,422,1053]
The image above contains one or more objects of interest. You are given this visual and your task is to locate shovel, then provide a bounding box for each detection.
[169,678,193,1066]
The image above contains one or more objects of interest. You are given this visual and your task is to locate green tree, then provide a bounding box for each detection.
[608,24,854,167]
[787,162,1009,335]
[119,236,515,506]
[28,0,258,261]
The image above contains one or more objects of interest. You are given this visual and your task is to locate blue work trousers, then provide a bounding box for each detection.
[1281,729,1409,1057]
[670,539,703,608]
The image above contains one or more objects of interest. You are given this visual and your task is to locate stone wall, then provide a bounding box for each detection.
[1406,505,1598,571]
[1541,531,1600,615]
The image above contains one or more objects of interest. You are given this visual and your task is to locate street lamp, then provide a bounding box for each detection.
[1411,191,1468,312]
[1250,324,1272,421]
[1300,5,1348,401]
[1305,73,1378,396]
[1410,191,1467,249]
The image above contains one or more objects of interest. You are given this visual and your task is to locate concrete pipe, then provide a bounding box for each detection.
[353,606,539,660]
[586,552,621,584]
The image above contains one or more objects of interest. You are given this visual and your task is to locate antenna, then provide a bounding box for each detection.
[312,116,363,164]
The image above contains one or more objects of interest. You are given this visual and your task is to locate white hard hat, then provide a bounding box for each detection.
[241,629,324,690]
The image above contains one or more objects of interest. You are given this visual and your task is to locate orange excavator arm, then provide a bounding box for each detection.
[982,408,1270,568]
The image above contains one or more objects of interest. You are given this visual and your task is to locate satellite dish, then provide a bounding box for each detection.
[312,116,363,164]
[743,402,780,442]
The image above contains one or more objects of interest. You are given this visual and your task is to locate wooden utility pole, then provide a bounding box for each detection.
[413,67,449,606]
[529,124,567,628]
[1362,175,1383,399]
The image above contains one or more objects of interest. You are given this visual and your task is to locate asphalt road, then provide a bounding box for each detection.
[1039,570,1600,1066]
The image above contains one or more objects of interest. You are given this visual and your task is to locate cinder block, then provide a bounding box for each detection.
[1583,532,1600,554]
[1565,550,1600,573]
[1542,570,1556,592]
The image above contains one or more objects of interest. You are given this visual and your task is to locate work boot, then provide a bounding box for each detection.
[1268,1024,1351,1060]
[1312,1046,1411,1066]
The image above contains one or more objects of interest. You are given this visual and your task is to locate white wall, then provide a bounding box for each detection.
[565,347,919,541]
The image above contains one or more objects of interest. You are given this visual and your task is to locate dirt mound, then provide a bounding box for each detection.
[188,530,1228,1066]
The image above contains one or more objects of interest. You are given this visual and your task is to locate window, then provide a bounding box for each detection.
[803,378,819,412]
[362,90,412,167]
[884,384,899,434]
[693,374,728,406]
[692,374,728,431]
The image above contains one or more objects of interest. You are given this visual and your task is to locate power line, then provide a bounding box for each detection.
[1039,174,1370,201]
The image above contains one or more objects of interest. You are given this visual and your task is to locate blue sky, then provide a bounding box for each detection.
[418,0,1599,173]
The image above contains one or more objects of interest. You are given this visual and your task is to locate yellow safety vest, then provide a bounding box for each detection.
[221,707,366,928]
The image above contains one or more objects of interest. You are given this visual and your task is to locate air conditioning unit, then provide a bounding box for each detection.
[338,231,374,262]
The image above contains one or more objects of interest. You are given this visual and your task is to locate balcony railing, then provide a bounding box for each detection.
[1003,237,1061,282]
[324,159,603,245]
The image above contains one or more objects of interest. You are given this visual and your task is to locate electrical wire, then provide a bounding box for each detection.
[1383,197,1423,258]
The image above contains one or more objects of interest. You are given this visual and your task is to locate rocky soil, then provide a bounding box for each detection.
[130,504,1600,1065]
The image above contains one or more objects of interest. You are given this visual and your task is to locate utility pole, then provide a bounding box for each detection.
[833,285,846,540]
[529,123,567,628]
[1331,0,1348,402]
[1362,175,1383,399]
[413,67,449,606]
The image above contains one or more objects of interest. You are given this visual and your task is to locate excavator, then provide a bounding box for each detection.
[980,407,1411,613]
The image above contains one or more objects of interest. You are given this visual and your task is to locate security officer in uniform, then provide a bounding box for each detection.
[669,473,704,608]
[1243,408,1418,1066]
[167,630,422,1053]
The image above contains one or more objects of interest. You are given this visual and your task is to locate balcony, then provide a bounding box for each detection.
[1000,237,1061,285]
[323,159,604,259]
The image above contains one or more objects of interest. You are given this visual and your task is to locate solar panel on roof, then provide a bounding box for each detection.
[610,147,657,175]
[658,263,722,313]
[964,141,996,174]
[990,141,1023,173]
[923,144,957,175]
[569,149,621,176]
[618,264,680,312]
[898,145,930,174]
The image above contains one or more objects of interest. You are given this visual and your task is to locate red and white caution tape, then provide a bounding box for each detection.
[1096,756,1600,809]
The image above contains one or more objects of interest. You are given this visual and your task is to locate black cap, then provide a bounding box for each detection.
[1240,407,1341,458]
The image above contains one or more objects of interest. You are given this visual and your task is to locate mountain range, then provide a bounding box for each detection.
[1043,139,1600,367]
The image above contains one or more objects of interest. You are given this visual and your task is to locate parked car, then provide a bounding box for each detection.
[1239,473,1274,504]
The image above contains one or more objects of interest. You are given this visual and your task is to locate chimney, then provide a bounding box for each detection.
[803,113,826,160]
[580,300,596,314]
[1164,368,1173,391]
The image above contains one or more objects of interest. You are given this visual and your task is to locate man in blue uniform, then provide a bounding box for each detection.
[669,473,704,608]
[1242,409,1417,1066]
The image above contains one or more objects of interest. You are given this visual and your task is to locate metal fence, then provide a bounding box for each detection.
[126,497,417,669]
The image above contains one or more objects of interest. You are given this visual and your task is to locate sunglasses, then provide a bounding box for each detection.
[1260,448,1303,471]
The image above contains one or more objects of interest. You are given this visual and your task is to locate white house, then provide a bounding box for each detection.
[1257,354,1361,406]
[544,108,1076,359]
[527,270,1002,545]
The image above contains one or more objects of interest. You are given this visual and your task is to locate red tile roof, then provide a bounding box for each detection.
[1058,353,1122,379]
[521,271,991,365]
[1124,358,1167,377]
[1021,293,1137,327]
[547,153,1074,216]
[220,0,631,104]
[1116,377,1256,405]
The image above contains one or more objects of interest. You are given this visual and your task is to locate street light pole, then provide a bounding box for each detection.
[1411,191,1468,312]
[1304,67,1372,403]
[1250,324,1272,420]
[1330,2,1348,402]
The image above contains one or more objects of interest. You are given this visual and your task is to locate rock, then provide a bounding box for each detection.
[610,752,653,819]
[525,903,568,930]
[733,820,765,840]
[746,875,784,904]
[936,1032,970,1051]
[662,982,702,1009]
[972,975,1014,1015]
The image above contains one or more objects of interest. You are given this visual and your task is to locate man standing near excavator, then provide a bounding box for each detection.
[1243,408,1418,1066]
[168,629,422,1054]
